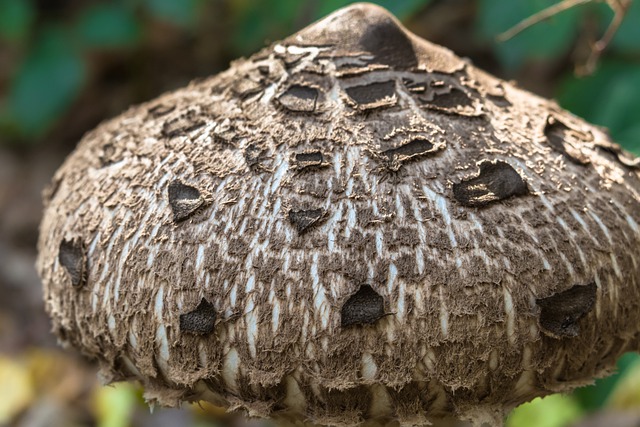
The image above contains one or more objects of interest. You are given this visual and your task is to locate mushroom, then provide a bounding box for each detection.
[37,3,640,426]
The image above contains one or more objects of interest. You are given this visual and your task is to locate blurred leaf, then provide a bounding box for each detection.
[0,356,34,424]
[572,353,640,410]
[314,0,432,21]
[606,355,640,409]
[477,0,580,70]
[75,3,141,48]
[558,60,640,154]
[5,27,86,138]
[611,0,640,52]
[230,0,301,55]
[93,383,140,427]
[0,0,34,42]
[144,0,202,28]
[506,394,584,427]
[191,400,228,418]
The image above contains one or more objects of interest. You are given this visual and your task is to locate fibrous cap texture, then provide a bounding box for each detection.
[38,3,640,426]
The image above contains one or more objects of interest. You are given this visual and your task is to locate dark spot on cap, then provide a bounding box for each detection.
[58,238,86,288]
[545,119,590,165]
[278,85,319,112]
[294,151,326,170]
[537,282,597,338]
[168,180,204,222]
[234,77,263,99]
[487,94,512,108]
[180,298,217,335]
[244,144,269,171]
[345,80,396,110]
[382,137,436,163]
[288,208,325,233]
[597,142,640,169]
[359,18,417,69]
[148,103,175,117]
[453,160,529,208]
[98,143,118,168]
[162,113,205,137]
[341,285,385,327]
[429,87,473,109]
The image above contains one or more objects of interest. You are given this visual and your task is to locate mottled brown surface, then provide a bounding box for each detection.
[37,3,640,426]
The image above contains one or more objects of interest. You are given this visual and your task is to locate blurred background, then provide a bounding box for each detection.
[0,0,639,426]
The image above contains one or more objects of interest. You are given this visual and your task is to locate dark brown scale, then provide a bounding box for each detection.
[596,142,640,169]
[382,138,436,162]
[452,160,529,207]
[288,208,325,233]
[234,78,264,99]
[148,103,176,117]
[429,87,473,109]
[341,285,385,327]
[537,283,597,338]
[358,17,417,69]
[544,119,590,165]
[344,80,396,110]
[168,180,204,222]
[162,115,205,137]
[180,298,217,335]
[294,151,325,170]
[244,144,269,171]
[278,85,319,112]
[58,238,86,288]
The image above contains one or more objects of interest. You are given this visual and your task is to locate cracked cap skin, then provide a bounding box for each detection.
[38,3,640,426]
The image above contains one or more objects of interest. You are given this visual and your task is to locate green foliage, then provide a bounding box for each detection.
[144,0,203,28]
[3,27,86,138]
[506,394,584,427]
[230,0,302,56]
[74,3,141,48]
[93,383,140,427]
[606,356,640,409]
[476,0,580,70]
[610,0,640,52]
[0,0,34,42]
[572,352,640,410]
[558,60,640,154]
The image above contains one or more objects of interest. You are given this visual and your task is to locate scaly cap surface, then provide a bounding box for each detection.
[38,3,640,425]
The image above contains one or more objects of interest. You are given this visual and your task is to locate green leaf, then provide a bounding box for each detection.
[506,394,584,427]
[314,0,431,21]
[557,60,640,154]
[75,3,140,48]
[0,0,34,42]
[571,353,640,410]
[144,0,202,28]
[5,27,86,138]
[230,0,301,56]
[477,0,580,71]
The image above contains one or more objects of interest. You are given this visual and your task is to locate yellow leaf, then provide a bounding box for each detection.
[0,356,34,424]
[606,359,640,410]
[92,382,139,427]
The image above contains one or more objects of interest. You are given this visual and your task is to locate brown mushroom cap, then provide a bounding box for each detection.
[37,3,640,426]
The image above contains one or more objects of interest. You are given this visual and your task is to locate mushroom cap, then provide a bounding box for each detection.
[37,3,640,426]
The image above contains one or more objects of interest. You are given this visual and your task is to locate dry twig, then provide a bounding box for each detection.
[497,0,632,75]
